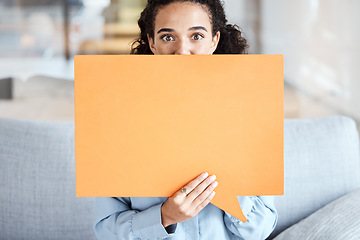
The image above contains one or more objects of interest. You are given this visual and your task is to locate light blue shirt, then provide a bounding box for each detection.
[94,196,277,240]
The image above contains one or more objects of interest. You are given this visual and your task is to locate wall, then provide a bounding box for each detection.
[223,0,261,53]
[261,0,360,119]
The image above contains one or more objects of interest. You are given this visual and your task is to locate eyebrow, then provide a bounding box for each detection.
[156,26,208,35]
[157,28,174,34]
[189,26,208,32]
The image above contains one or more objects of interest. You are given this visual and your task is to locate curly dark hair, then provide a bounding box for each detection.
[130,0,248,54]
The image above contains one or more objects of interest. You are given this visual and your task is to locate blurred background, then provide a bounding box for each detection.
[0,0,359,128]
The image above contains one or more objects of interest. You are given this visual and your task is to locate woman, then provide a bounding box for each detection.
[94,0,278,239]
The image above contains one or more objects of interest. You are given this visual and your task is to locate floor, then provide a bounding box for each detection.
[0,76,359,132]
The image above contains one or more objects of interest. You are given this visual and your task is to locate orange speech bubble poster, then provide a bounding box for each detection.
[75,55,284,222]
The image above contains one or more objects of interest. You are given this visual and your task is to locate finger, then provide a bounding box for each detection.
[191,180,218,208]
[193,191,216,214]
[186,174,216,202]
[174,172,209,197]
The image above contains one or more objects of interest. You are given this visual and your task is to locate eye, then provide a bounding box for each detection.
[191,33,204,40]
[160,34,175,42]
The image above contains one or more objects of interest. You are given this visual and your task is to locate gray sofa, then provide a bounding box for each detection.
[0,116,359,240]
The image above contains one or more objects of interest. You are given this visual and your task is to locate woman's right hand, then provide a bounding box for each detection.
[160,172,218,227]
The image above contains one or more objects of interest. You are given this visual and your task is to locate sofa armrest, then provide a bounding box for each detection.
[274,188,360,239]
[269,116,360,238]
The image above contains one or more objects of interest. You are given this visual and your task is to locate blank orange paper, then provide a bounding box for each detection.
[75,55,284,222]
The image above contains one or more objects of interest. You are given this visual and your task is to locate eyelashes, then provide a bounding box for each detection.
[191,33,204,40]
[160,34,175,41]
[159,33,205,42]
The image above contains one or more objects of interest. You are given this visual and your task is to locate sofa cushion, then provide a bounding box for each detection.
[0,118,97,240]
[273,188,360,240]
[269,116,360,238]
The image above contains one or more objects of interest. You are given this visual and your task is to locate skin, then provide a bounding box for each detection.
[148,2,220,55]
[147,2,220,227]
[161,172,218,227]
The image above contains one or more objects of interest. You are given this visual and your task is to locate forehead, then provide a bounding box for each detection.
[154,2,212,31]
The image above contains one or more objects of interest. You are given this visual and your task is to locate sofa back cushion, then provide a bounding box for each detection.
[0,118,97,240]
[270,116,360,238]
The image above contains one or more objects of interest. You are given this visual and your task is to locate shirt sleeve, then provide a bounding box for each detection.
[94,197,177,240]
[223,196,278,240]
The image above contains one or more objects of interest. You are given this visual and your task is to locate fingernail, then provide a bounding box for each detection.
[213,181,218,187]
[210,174,216,180]
[202,172,209,178]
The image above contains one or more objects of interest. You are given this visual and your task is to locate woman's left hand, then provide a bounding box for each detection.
[160,172,218,227]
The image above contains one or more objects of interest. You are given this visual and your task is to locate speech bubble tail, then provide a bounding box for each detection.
[212,195,248,223]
